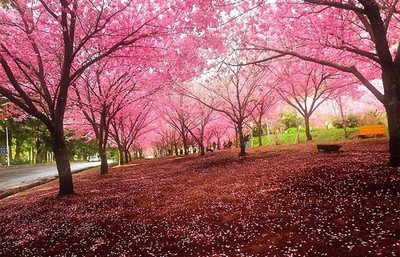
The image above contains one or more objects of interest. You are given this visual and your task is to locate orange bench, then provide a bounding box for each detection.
[356,125,386,139]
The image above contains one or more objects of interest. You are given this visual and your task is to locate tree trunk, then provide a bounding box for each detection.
[338,100,348,138]
[295,125,300,144]
[51,129,74,196]
[385,103,400,166]
[237,123,246,156]
[342,122,349,139]
[257,122,263,147]
[274,132,280,145]
[200,140,205,156]
[99,147,108,174]
[35,139,42,164]
[15,138,22,162]
[234,125,239,148]
[304,116,313,141]
[118,148,124,165]
[31,147,35,164]
[124,149,129,163]
[183,139,189,155]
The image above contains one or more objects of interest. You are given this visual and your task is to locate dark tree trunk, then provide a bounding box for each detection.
[32,149,36,164]
[118,148,124,165]
[304,116,312,141]
[237,123,246,156]
[128,151,132,161]
[124,149,129,163]
[257,122,263,146]
[342,121,349,139]
[15,138,22,162]
[234,125,239,148]
[183,139,189,155]
[385,103,400,167]
[35,139,42,164]
[99,147,108,174]
[51,128,74,196]
[381,60,400,166]
[200,141,205,156]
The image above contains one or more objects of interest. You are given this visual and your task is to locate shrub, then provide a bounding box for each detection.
[359,110,386,126]
[285,127,306,134]
[332,114,360,129]
[280,112,302,129]
[347,114,359,128]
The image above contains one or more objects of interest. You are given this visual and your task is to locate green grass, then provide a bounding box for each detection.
[252,127,360,146]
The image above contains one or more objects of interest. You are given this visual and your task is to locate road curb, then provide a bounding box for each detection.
[0,166,99,200]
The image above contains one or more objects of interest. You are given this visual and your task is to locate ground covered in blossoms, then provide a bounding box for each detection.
[0,139,399,257]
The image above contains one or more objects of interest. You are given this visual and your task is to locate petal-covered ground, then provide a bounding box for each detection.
[0,139,399,257]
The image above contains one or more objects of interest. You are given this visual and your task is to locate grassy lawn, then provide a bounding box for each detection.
[0,139,399,256]
[253,127,360,146]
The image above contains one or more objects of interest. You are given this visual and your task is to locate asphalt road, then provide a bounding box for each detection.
[0,162,101,190]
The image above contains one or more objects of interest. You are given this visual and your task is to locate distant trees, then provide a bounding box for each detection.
[0,112,98,165]
[235,0,400,166]
[207,117,231,150]
[154,126,181,157]
[276,63,340,141]
[0,0,222,195]
[186,65,271,156]
[162,94,194,155]
[72,62,137,174]
[250,91,278,146]
[0,0,169,195]
[184,102,214,155]
[110,102,154,165]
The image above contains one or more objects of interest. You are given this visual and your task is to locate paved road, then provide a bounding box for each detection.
[0,162,101,190]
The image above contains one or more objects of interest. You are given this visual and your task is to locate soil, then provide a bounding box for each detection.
[0,139,399,256]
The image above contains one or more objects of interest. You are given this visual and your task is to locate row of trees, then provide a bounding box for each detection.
[228,0,400,165]
[152,61,371,157]
[0,0,221,195]
[0,116,100,165]
[1,101,382,166]
[1,0,398,197]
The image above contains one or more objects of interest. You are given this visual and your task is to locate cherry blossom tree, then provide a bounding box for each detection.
[334,95,351,138]
[207,116,232,150]
[183,101,214,155]
[110,101,155,165]
[330,86,362,138]
[232,0,400,166]
[72,62,138,174]
[0,0,224,195]
[276,63,342,141]
[154,125,181,157]
[186,65,269,156]
[0,1,159,194]
[251,78,279,146]
[161,93,195,155]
